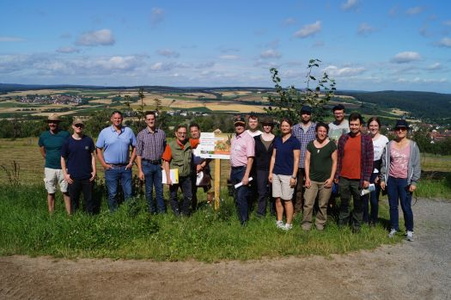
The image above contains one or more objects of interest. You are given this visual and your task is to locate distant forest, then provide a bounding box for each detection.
[343,90,451,124]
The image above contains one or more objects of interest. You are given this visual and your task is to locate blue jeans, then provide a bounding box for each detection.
[142,161,166,214]
[230,166,250,225]
[170,175,192,216]
[363,172,381,224]
[104,166,133,212]
[386,177,414,231]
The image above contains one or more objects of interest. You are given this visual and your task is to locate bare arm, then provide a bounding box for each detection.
[136,156,144,180]
[96,148,111,170]
[61,156,73,184]
[127,147,137,170]
[304,150,311,188]
[291,149,300,187]
[163,160,172,185]
[39,146,46,159]
[268,149,276,183]
[241,157,253,185]
[326,150,337,188]
[90,151,96,181]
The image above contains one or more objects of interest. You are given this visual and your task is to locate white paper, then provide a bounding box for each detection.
[234,177,253,189]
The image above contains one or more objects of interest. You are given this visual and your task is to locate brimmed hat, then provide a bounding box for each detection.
[394,119,409,130]
[47,113,61,122]
[234,116,246,125]
[72,118,84,126]
[301,105,312,114]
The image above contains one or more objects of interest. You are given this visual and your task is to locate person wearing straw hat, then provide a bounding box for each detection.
[38,113,71,214]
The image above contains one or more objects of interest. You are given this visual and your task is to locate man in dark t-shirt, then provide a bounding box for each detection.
[61,118,97,214]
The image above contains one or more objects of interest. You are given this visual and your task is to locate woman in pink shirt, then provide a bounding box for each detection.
[380,120,421,242]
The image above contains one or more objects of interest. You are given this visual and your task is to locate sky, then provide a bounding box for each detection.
[1,0,451,93]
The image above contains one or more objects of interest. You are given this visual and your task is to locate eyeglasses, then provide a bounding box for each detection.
[74,124,84,128]
[395,127,407,131]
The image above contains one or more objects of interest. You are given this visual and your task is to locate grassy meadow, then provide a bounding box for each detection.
[0,138,450,261]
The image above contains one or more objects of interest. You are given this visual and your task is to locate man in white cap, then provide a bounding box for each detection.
[38,114,71,214]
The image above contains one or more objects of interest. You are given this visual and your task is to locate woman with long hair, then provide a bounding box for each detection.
[268,118,300,230]
[363,117,389,225]
[380,119,421,241]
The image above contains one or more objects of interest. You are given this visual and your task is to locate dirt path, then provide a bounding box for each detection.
[1,199,450,300]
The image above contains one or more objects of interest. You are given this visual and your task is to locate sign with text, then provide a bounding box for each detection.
[196,132,231,159]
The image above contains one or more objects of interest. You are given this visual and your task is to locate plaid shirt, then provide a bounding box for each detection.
[292,122,316,169]
[335,132,374,187]
[136,127,166,160]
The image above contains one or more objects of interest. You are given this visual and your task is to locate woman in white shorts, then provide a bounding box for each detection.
[268,118,301,230]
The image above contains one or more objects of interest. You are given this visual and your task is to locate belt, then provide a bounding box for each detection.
[231,166,246,170]
[109,163,128,167]
[143,159,161,165]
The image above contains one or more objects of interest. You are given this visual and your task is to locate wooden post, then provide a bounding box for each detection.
[214,158,221,210]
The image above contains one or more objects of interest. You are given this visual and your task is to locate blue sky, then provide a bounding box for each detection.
[1,0,450,93]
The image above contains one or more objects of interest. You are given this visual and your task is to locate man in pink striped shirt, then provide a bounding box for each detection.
[230,116,255,225]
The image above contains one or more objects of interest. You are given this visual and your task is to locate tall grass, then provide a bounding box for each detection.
[1,184,403,262]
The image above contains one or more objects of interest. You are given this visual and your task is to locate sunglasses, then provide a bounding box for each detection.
[74,124,84,128]
[395,127,407,131]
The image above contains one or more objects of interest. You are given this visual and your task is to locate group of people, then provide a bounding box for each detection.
[39,105,421,241]
[229,105,421,241]
[39,111,212,216]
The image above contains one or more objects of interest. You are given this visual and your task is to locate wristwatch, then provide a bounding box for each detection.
[291,176,297,179]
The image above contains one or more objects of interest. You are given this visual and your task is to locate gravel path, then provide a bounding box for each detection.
[1,198,450,300]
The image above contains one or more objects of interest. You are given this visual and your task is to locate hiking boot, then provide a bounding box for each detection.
[406,231,414,242]
[388,229,397,238]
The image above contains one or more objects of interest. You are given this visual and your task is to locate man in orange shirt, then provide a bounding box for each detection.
[162,125,192,216]
[334,113,373,232]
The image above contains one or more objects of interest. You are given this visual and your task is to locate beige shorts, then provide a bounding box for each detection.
[272,174,294,201]
[44,168,68,194]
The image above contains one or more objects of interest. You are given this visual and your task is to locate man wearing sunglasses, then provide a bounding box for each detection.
[38,114,71,214]
[61,118,97,214]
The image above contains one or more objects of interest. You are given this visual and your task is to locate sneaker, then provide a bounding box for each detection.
[282,223,293,231]
[406,231,414,242]
[388,229,397,238]
[276,220,285,229]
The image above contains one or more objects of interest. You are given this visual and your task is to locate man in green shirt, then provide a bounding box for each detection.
[38,114,71,214]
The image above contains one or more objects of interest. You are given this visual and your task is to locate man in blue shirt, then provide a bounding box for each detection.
[38,114,71,214]
[96,111,137,211]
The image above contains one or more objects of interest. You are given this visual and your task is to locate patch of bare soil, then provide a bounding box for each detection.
[1,199,450,300]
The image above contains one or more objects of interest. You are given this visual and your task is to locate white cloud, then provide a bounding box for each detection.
[0,36,25,42]
[157,49,180,58]
[293,21,322,38]
[219,55,239,60]
[426,63,442,70]
[150,62,173,71]
[341,0,359,11]
[391,51,422,63]
[406,6,424,16]
[260,49,281,59]
[357,23,376,36]
[437,37,451,47]
[283,18,296,26]
[75,29,115,46]
[150,8,165,26]
[323,65,366,77]
[56,47,80,54]
[95,56,140,70]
